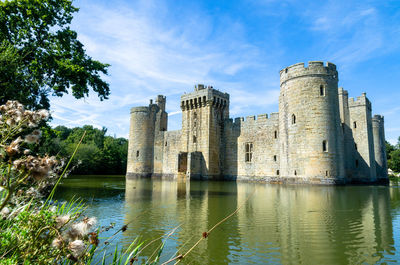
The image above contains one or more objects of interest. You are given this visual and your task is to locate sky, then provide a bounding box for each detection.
[49,0,400,144]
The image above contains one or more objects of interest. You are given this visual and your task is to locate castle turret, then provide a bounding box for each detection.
[126,95,169,178]
[372,115,388,180]
[279,61,345,183]
[127,106,155,178]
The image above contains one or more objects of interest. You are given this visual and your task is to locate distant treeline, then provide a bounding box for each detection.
[386,139,400,173]
[38,125,128,175]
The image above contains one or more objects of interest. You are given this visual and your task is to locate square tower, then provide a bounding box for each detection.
[180,84,229,179]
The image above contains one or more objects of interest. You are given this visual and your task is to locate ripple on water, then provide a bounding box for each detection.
[55,177,400,265]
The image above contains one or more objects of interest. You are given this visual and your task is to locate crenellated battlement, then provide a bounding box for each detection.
[348,92,371,110]
[130,106,150,113]
[180,84,229,111]
[372,115,384,123]
[227,112,279,128]
[280,61,337,85]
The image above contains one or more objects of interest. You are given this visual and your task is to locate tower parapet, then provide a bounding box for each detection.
[280,61,337,85]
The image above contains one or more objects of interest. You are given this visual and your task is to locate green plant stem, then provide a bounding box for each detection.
[0,186,12,211]
[45,130,86,205]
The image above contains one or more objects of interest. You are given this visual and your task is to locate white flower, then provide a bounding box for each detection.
[68,240,86,257]
[37,109,49,120]
[24,134,39,144]
[24,149,31,155]
[26,187,40,197]
[1,207,10,218]
[31,129,42,137]
[85,217,97,227]
[56,215,70,228]
[52,237,63,249]
[72,222,89,237]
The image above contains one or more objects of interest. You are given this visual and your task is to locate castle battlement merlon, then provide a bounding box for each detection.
[180,84,229,111]
[280,61,338,85]
[338,87,349,96]
[348,93,371,109]
[230,112,279,127]
[130,106,150,113]
[372,115,384,122]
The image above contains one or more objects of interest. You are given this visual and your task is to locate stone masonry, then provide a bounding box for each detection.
[126,62,388,184]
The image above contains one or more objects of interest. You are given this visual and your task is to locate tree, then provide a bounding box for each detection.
[0,0,110,110]
[386,141,395,161]
[39,125,128,175]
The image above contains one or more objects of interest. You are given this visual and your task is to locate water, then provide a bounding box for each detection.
[54,176,400,264]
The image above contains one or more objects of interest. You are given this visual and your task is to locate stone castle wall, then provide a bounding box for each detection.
[222,113,279,180]
[126,61,388,184]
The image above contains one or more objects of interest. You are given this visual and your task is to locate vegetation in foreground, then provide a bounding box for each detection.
[0,101,153,264]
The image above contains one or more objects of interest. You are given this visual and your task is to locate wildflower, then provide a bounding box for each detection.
[6,139,21,156]
[26,187,40,197]
[1,207,10,218]
[67,227,80,241]
[56,215,70,228]
[32,129,42,137]
[68,240,86,258]
[84,217,97,227]
[52,236,63,249]
[38,109,49,120]
[24,149,30,155]
[24,134,39,144]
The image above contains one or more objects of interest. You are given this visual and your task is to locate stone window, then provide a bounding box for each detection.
[326,171,329,177]
[274,130,277,139]
[292,114,296,124]
[323,140,328,152]
[136,150,139,158]
[165,141,167,146]
[353,121,357,128]
[245,142,253,162]
[355,143,358,150]
[355,159,359,168]
[193,135,197,143]
[294,170,297,176]
[273,155,277,161]
[320,85,325,96]
[276,170,280,175]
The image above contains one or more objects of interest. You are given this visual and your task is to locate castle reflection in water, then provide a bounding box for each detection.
[123,179,398,265]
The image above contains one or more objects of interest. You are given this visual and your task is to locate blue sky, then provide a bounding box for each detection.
[49,0,400,144]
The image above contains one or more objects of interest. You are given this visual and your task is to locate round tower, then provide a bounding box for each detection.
[126,106,155,178]
[279,61,345,183]
[372,115,388,180]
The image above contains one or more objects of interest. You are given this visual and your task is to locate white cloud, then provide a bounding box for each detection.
[49,0,275,136]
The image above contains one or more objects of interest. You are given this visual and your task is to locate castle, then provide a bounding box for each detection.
[126,61,388,184]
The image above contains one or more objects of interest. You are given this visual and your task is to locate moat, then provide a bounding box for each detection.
[55,176,400,264]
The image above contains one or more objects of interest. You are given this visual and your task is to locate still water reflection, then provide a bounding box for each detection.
[55,176,400,264]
